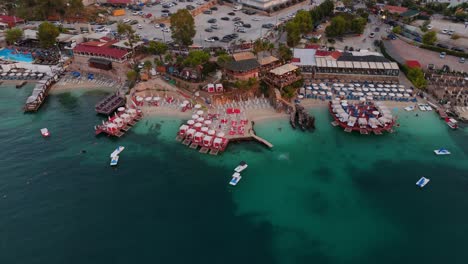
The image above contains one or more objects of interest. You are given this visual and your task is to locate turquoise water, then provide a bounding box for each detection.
[1,84,468,264]
[0,48,33,62]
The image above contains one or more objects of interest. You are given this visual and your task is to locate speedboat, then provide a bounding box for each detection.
[445,118,458,129]
[425,105,433,111]
[229,172,242,186]
[404,106,414,111]
[234,161,248,173]
[110,155,119,166]
[110,146,125,158]
[40,128,50,137]
[418,104,426,111]
[416,177,430,188]
[434,148,450,155]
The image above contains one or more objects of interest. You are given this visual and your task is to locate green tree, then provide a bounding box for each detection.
[170,9,196,46]
[285,21,301,47]
[126,70,138,82]
[325,16,347,37]
[294,10,313,33]
[392,26,402,34]
[278,44,292,62]
[147,41,168,61]
[407,68,427,89]
[5,28,23,45]
[143,60,152,74]
[117,22,138,60]
[422,31,437,45]
[217,54,232,65]
[184,50,210,78]
[350,17,367,34]
[37,22,60,48]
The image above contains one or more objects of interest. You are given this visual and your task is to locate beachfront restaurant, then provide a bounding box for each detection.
[223,59,261,81]
[263,63,302,89]
[73,44,130,63]
[314,57,400,81]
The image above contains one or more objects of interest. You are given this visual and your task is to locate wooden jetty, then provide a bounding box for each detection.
[95,93,125,115]
[24,77,56,112]
[250,132,274,148]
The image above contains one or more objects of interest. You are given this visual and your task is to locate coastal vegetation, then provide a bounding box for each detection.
[5,28,23,45]
[117,22,139,61]
[37,22,59,48]
[406,67,427,89]
[146,41,168,61]
[325,14,367,37]
[170,9,196,47]
[10,0,84,20]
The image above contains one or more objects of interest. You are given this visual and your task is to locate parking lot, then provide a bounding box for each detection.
[108,1,318,47]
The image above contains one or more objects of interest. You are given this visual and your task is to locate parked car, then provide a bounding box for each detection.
[210,6,218,10]
[186,5,195,10]
[459,57,465,63]
[207,18,217,23]
[237,27,246,33]
[369,32,375,38]
[233,17,242,22]
[205,37,215,42]
[448,30,455,35]
[440,52,446,58]
[205,28,213,32]
[427,25,433,30]
[130,20,138,25]
[203,10,212,15]
[221,16,230,21]
[451,47,464,52]
[243,23,251,28]
[436,43,449,49]
[162,9,170,13]
[441,29,448,34]
[228,12,235,16]
[387,34,397,40]
[137,24,143,29]
[262,23,274,28]
[159,23,166,28]
[211,36,219,41]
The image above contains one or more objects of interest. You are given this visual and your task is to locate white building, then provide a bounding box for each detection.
[237,0,292,10]
[424,0,467,7]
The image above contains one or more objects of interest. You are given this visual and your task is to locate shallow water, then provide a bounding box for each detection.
[0,85,467,264]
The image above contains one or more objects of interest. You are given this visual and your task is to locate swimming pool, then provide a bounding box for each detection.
[0,48,34,63]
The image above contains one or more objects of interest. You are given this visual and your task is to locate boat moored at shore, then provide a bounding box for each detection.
[445,118,458,129]
[234,161,248,173]
[40,128,50,137]
[434,148,451,155]
[229,172,242,186]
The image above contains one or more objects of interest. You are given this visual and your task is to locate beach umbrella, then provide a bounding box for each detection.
[354,83,361,87]
[384,84,390,88]
[368,84,374,88]
[194,123,202,128]
[145,97,152,102]
[136,96,143,102]
[339,83,345,87]
[196,110,204,116]
[194,104,202,109]
[201,127,209,132]
[9,73,15,76]
[376,88,383,92]
[366,92,373,96]
[367,96,373,100]
[363,88,369,92]
[348,87,354,91]
[114,117,123,123]
[11,69,17,73]
[381,92,387,96]
[183,100,189,104]
[342,87,348,92]
[319,83,325,86]
[204,120,212,125]
[396,93,403,97]
[334,87,341,91]
[398,88,405,92]
[370,88,376,92]
[208,130,216,135]
[1,73,6,76]
[341,102,348,107]
[320,91,326,95]
[341,100,348,104]
[153,97,161,101]
[326,92,333,96]
[118,107,126,112]
[180,103,186,108]
[312,91,318,95]
[377,84,383,88]
[391,84,397,88]
[405,89,413,93]
[197,117,204,122]
[391,88,398,92]
[404,93,410,97]
[384,88,390,92]
[333,83,339,87]
[187,120,195,125]
[355,87,362,92]
[306,86,312,90]
[217,132,225,138]
[313,86,319,90]
[373,92,379,95]
[359,97,366,102]
[192,114,199,120]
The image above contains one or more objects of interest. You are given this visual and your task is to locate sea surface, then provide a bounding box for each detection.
[1,84,468,264]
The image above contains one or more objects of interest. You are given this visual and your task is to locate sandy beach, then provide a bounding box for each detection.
[300,98,415,110]
[51,80,117,93]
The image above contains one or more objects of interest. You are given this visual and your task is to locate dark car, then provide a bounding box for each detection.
[233,17,241,22]
[228,12,235,16]
[211,36,219,41]
[243,23,251,28]
[387,34,397,40]
[162,4,171,8]
[186,5,195,10]
[203,10,212,14]
[220,38,231,42]
[130,20,138,25]
[375,27,380,32]
[210,6,218,10]
[451,47,464,52]
[160,23,166,28]
[221,17,229,21]
[207,18,217,23]
[205,28,213,32]
[262,23,274,28]
[229,33,238,38]
[436,43,449,49]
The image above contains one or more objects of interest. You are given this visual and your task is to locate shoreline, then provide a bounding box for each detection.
[50,82,116,94]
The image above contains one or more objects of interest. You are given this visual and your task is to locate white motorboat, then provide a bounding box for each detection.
[229,172,242,186]
[445,118,458,129]
[110,155,119,166]
[404,106,414,111]
[416,177,430,188]
[425,105,433,111]
[434,148,451,155]
[234,161,248,173]
[110,146,125,158]
[418,104,426,111]
[40,128,50,137]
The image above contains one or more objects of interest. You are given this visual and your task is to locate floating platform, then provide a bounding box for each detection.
[199,147,209,154]
[182,139,191,146]
[175,135,184,142]
[189,143,198,149]
[95,93,125,115]
[209,149,219,155]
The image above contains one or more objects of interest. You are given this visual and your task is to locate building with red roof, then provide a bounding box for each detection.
[105,0,132,4]
[315,50,342,60]
[383,5,408,15]
[73,41,130,62]
[0,15,25,28]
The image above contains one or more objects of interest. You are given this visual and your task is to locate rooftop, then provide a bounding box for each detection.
[224,59,260,72]
[258,55,279,66]
[232,52,256,61]
[269,64,298,76]
[73,44,129,60]
[292,48,317,66]
[383,5,408,14]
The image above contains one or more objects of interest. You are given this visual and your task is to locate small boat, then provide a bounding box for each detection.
[445,118,458,129]
[404,106,414,111]
[229,172,242,186]
[416,177,430,188]
[110,155,119,166]
[234,161,248,173]
[40,128,50,137]
[425,105,433,111]
[418,104,426,111]
[434,148,451,155]
[110,146,125,158]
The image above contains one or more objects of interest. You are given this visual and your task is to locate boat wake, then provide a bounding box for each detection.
[278,153,290,161]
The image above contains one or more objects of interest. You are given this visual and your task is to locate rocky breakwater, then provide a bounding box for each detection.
[290,104,315,131]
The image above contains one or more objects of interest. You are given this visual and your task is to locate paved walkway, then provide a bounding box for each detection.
[384,39,468,72]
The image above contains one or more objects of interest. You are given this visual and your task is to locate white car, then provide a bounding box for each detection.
[440,52,446,58]
[154,24,160,28]
[137,24,143,29]
[369,32,375,38]
[162,28,170,33]
[448,30,455,35]
[196,1,203,5]
[441,29,448,34]
[252,17,261,21]
[427,25,433,30]
[123,18,131,23]
[204,37,215,42]
[132,11,139,15]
